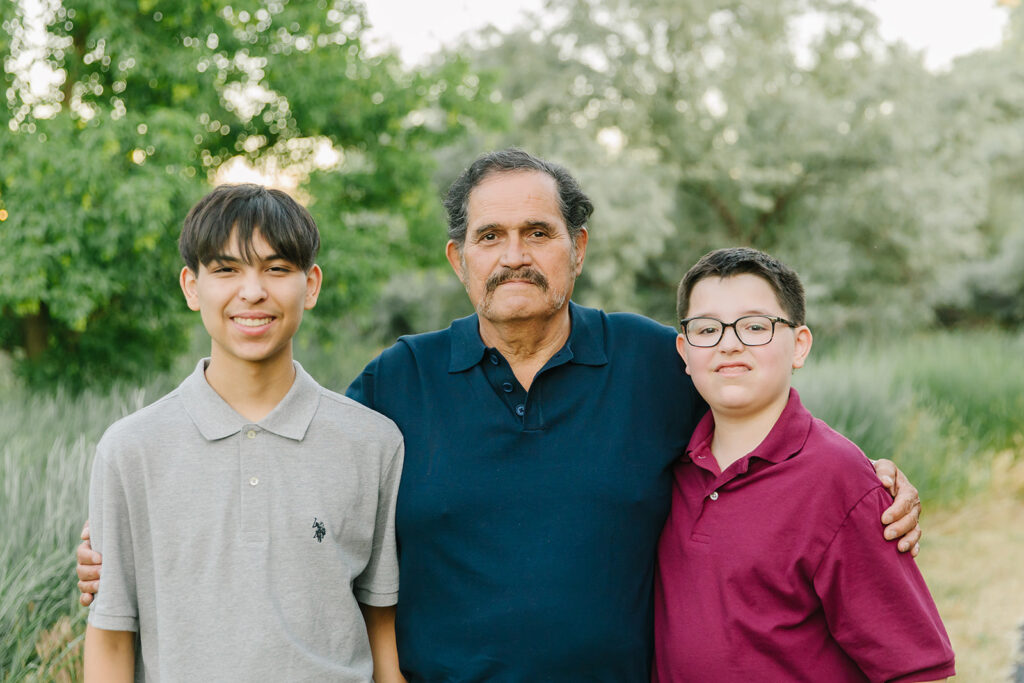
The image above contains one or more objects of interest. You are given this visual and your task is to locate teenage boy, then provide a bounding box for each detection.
[655,247,955,682]
[83,184,404,682]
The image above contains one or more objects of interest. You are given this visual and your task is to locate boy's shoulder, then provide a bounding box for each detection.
[753,392,882,509]
[97,385,189,457]
[796,413,883,502]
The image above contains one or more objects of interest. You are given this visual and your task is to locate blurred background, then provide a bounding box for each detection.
[1,0,1022,679]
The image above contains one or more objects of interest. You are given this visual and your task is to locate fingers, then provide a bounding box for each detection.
[898,523,923,555]
[882,490,923,554]
[78,580,99,606]
[882,485,921,528]
[76,524,100,607]
[76,540,101,568]
[880,463,921,526]
[871,458,897,496]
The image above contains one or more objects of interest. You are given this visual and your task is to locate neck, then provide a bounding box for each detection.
[203,347,296,422]
[708,391,790,471]
[477,306,572,391]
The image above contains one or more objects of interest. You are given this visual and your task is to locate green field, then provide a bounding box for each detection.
[2,329,1022,680]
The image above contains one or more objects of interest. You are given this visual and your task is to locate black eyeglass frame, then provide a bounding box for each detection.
[678,314,798,348]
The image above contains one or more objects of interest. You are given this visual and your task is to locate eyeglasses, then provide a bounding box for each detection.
[679,315,797,347]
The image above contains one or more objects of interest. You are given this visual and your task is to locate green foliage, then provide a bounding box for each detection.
[0,0,504,390]
[448,0,1022,334]
[890,331,1024,453]
[795,329,1024,503]
[927,14,1024,327]
[0,113,202,387]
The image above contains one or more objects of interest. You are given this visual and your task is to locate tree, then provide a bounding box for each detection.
[454,0,1003,332]
[931,3,1024,327]
[0,0,501,388]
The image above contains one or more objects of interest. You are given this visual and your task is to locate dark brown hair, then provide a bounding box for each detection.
[677,247,806,324]
[179,183,319,272]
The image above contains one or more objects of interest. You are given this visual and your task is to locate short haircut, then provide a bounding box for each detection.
[443,147,594,247]
[677,247,806,325]
[179,183,320,273]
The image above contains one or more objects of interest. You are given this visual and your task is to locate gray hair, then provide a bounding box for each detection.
[443,148,593,247]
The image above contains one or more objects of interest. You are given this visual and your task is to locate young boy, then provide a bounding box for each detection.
[83,184,405,682]
[654,247,955,682]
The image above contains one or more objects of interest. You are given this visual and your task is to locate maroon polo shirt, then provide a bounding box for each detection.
[654,389,954,683]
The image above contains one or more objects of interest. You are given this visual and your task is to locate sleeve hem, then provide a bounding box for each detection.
[354,588,398,607]
[887,660,956,682]
[88,612,139,632]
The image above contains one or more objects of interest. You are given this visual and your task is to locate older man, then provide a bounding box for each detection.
[344,148,921,680]
[79,148,921,681]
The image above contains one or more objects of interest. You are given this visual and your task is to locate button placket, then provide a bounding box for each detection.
[240,426,268,544]
[481,349,529,420]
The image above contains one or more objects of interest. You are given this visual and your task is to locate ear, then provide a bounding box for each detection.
[445,240,465,281]
[180,266,201,311]
[676,333,692,376]
[572,227,589,275]
[791,325,813,370]
[303,264,323,310]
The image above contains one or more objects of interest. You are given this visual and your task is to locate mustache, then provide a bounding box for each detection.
[485,268,548,293]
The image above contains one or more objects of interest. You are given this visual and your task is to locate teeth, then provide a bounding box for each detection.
[234,317,272,327]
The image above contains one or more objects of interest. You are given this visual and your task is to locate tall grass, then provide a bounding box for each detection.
[0,381,166,681]
[795,329,1024,503]
[1,329,1021,680]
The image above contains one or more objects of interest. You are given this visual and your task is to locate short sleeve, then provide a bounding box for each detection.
[814,486,955,682]
[87,442,140,632]
[353,438,404,606]
[345,356,378,409]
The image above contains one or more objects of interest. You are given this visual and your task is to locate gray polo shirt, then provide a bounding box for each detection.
[88,359,403,682]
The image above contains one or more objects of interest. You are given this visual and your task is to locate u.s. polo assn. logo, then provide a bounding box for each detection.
[312,517,326,543]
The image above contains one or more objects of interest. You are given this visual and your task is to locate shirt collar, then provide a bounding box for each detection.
[447,301,609,373]
[685,388,813,472]
[181,358,321,442]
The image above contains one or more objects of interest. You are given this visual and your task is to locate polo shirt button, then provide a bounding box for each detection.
[709,491,719,501]
[249,477,259,486]
[489,353,500,365]
[502,381,514,393]
[514,404,525,416]
[246,429,257,439]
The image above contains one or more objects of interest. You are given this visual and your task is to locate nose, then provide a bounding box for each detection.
[499,232,531,268]
[718,323,744,351]
[238,271,268,303]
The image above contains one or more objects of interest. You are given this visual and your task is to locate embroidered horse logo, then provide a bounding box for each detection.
[312,517,326,543]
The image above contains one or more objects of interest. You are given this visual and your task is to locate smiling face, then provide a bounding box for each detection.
[677,273,812,422]
[180,228,322,375]
[446,170,587,331]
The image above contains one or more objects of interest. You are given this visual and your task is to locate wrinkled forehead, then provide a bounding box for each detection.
[466,170,563,226]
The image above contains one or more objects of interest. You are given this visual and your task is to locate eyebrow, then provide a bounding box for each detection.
[470,220,557,237]
[686,309,779,319]
[208,252,288,264]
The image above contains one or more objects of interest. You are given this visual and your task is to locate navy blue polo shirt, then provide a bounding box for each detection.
[347,302,705,682]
